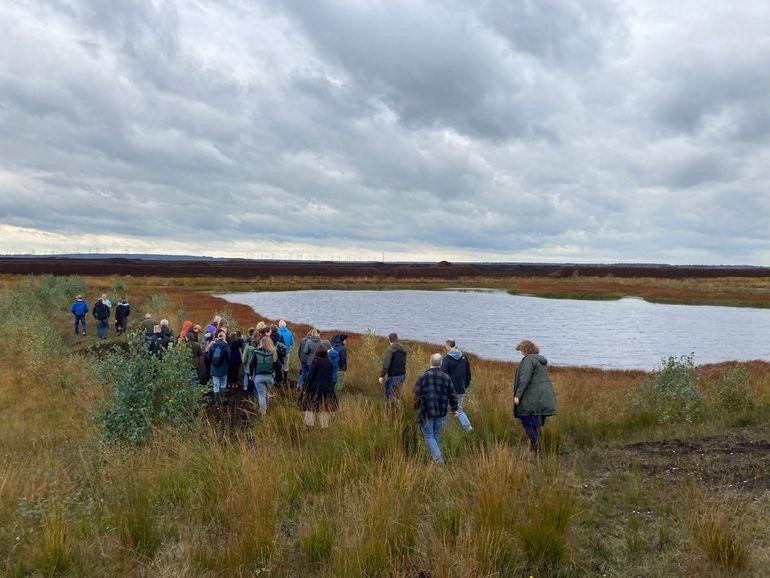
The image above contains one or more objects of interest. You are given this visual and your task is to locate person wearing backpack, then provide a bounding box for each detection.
[114,298,130,335]
[248,336,276,416]
[241,328,257,395]
[227,330,244,385]
[207,331,230,403]
[270,324,287,385]
[70,294,89,336]
[92,297,110,339]
[298,328,321,388]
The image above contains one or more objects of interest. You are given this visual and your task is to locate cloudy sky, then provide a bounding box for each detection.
[1,1,769,264]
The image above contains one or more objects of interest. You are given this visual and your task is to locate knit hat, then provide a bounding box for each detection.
[206,324,216,334]
[321,339,332,349]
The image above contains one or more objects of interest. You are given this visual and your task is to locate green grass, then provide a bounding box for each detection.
[2,275,770,576]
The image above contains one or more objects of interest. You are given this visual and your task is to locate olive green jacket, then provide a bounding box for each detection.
[513,354,556,417]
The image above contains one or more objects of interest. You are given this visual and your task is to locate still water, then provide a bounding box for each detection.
[217,290,770,370]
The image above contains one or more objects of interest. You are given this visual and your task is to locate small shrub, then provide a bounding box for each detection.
[712,363,757,412]
[632,354,703,423]
[95,331,205,444]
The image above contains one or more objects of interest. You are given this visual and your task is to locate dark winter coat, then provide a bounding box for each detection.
[115,303,130,320]
[513,354,557,417]
[381,342,407,377]
[414,367,458,423]
[206,339,231,378]
[440,349,472,395]
[142,318,157,334]
[302,355,338,412]
[92,300,110,321]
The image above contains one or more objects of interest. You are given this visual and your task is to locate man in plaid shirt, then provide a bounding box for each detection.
[414,353,459,464]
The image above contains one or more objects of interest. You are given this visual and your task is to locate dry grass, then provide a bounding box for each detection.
[2,274,770,576]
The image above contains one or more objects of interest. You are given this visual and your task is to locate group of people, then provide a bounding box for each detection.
[69,294,131,338]
[69,295,556,461]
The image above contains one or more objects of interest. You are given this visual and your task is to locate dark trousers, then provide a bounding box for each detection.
[74,315,86,335]
[520,415,547,449]
[115,318,128,334]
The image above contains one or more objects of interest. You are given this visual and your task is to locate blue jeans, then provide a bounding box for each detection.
[211,375,227,394]
[298,361,310,387]
[74,315,86,335]
[456,394,473,432]
[520,415,547,448]
[253,374,274,415]
[384,374,406,401]
[96,319,108,338]
[420,416,446,463]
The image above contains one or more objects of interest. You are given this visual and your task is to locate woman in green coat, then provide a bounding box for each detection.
[513,340,556,452]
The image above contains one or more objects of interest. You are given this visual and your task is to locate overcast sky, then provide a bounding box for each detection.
[1,1,769,264]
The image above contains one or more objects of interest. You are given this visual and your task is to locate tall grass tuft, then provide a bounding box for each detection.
[34,502,72,574]
[682,483,751,572]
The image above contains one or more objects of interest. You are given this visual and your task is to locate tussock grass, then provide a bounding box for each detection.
[2,274,770,576]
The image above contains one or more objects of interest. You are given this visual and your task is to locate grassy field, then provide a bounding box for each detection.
[1,274,769,576]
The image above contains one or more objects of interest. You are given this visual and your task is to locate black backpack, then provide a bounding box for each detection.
[212,345,224,367]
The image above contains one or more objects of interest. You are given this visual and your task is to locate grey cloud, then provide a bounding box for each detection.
[1,0,769,263]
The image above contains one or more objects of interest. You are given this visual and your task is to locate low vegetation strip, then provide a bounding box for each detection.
[1,275,769,576]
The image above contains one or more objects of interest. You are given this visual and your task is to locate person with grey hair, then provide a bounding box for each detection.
[441,338,473,433]
[413,353,458,464]
[159,319,174,348]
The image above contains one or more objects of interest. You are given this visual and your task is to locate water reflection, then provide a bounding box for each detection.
[217,290,770,370]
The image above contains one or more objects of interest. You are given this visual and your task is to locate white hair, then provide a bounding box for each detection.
[430,353,442,367]
[160,319,169,327]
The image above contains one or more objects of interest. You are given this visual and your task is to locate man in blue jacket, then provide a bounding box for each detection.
[70,295,89,336]
[277,320,294,375]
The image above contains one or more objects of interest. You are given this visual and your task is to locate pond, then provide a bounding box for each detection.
[217,290,770,370]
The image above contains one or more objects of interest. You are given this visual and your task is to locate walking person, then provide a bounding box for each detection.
[247,336,276,416]
[298,328,321,389]
[277,320,294,375]
[270,324,288,386]
[207,332,231,404]
[414,353,458,464]
[330,334,348,392]
[301,344,338,429]
[440,339,473,433]
[379,333,407,403]
[70,294,89,336]
[241,328,257,395]
[227,330,244,386]
[142,313,156,335]
[114,298,130,335]
[92,297,110,339]
[513,340,557,453]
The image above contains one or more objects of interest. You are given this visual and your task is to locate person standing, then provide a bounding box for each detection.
[227,330,244,386]
[270,324,288,386]
[331,334,348,392]
[298,328,321,388]
[142,313,156,335]
[414,353,458,464]
[100,293,112,312]
[322,339,340,388]
[207,332,231,404]
[114,298,130,335]
[301,344,337,429]
[248,336,276,416]
[92,297,110,339]
[513,340,557,453]
[277,320,295,375]
[440,339,473,433]
[379,333,407,403]
[70,295,89,336]
[241,328,257,395]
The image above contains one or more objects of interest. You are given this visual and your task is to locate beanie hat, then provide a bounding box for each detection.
[321,340,332,349]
